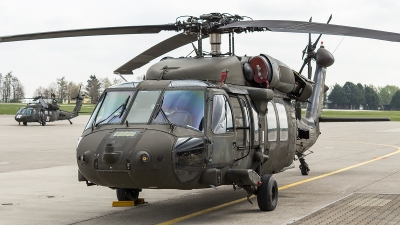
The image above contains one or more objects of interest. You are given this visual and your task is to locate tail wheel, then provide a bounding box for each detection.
[300,165,310,175]
[116,188,141,201]
[257,174,278,211]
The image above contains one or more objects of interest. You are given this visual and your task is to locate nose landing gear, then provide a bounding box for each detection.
[116,188,142,201]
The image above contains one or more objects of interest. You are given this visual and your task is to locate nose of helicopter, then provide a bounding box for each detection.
[77,128,177,188]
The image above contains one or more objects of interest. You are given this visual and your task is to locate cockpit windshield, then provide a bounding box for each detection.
[85,89,205,131]
[85,91,135,129]
[125,90,161,123]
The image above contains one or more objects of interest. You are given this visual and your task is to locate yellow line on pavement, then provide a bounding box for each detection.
[157,143,400,225]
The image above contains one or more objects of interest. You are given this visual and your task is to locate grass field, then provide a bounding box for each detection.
[1,103,399,121]
[320,110,400,121]
[0,103,95,115]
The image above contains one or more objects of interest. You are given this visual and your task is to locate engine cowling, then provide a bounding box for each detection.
[243,54,313,102]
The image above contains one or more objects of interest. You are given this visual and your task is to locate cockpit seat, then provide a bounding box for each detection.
[169,110,193,127]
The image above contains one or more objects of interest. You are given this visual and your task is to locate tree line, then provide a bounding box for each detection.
[33,75,127,104]
[0,71,132,103]
[328,82,400,110]
[0,72,25,102]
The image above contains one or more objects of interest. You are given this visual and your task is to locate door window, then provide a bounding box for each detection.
[211,95,234,134]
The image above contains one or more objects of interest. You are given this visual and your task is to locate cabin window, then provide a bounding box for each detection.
[240,98,251,128]
[276,103,289,141]
[86,90,135,129]
[126,90,160,123]
[152,90,205,130]
[250,101,259,143]
[211,95,234,134]
[267,102,277,141]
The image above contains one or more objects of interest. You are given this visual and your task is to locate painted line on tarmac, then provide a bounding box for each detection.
[157,143,400,225]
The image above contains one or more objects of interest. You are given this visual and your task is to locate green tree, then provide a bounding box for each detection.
[378,85,399,106]
[390,90,400,110]
[86,75,101,103]
[343,82,363,109]
[364,85,380,110]
[328,84,347,108]
[356,83,365,108]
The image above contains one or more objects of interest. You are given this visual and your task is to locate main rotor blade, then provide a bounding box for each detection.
[221,20,400,42]
[0,24,177,43]
[114,33,206,74]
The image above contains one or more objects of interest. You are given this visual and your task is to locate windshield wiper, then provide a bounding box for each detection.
[95,96,130,127]
[119,95,130,118]
[154,103,173,125]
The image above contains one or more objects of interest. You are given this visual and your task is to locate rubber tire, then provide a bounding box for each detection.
[116,188,139,201]
[257,174,278,211]
[23,122,27,126]
[41,121,46,126]
[300,166,309,176]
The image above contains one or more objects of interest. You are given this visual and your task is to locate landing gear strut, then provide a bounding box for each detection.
[68,119,73,125]
[116,188,141,201]
[299,158,310,175]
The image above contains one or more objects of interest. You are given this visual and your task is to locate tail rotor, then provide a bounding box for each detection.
[299,14,332,79]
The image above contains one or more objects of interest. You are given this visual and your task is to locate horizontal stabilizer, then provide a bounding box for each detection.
[319,117,390,122]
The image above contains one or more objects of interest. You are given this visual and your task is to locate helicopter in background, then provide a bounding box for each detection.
[15,89,84,126]
[1,13,397,211]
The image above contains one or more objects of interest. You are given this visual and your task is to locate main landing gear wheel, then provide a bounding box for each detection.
[257,174,278,211]
[39,111,46,126]
[23,122,27,126]
[116,188,141,201]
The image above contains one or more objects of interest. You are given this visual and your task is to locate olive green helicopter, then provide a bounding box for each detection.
[1,13,398,211]
[14,88,84,126]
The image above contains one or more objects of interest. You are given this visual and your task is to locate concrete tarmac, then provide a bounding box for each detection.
[0,115,399,224]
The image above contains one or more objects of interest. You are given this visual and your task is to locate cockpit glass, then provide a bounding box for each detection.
[125,90,161,123]
[152,90,204,130]
[85,91,135,129]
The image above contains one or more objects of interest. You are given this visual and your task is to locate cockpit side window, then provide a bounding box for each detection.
[211,95,234,134]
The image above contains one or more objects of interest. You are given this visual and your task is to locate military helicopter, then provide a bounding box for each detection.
[15,89,84,126]
[2,13,399,211]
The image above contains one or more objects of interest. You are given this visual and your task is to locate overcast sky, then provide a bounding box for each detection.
[1,0,400,97]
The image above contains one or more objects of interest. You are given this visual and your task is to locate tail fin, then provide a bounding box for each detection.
[305,45,335,125]
[296,45,334,155]
[73,98,83,114]
[72,86,84,115]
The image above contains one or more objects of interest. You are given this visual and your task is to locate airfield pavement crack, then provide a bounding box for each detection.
[352,168,400,193]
